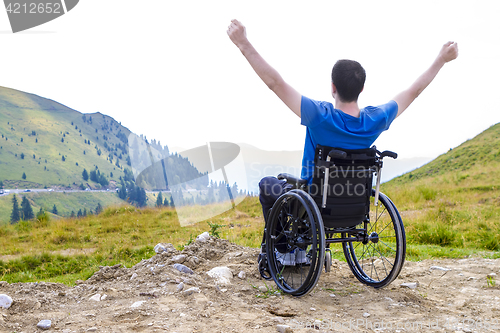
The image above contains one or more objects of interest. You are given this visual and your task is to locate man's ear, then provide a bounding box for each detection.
[331,82,337,98]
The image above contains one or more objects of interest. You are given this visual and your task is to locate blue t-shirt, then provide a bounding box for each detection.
[300,96,398,183]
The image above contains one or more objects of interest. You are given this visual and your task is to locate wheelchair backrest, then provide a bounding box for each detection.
[310,145,378,228]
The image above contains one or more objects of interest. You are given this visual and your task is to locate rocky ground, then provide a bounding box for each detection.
[1,234,499,333]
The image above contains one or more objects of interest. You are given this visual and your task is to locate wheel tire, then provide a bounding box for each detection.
[342,190,405,288]
[266,190,325,296]
[325,249,332,273]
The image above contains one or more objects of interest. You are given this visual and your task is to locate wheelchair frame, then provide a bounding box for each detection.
[258,145,406,297]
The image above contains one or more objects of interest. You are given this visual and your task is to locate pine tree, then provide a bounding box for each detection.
[52,204,58,215]
[70,210,75,218]
[169,195,174,207]
[10,194,20,224]
[82,168,89,181]
[95,202,103,215]
[77,209,83,218]
[156,192,163,207]
[163,197,169,206]
[118,179,127,200]
[21,196,34,220]
[22,172,26,180]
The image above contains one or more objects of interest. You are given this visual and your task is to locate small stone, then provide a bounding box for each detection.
[310,307,316,311]
[430,266,451,271]
[89,294,101,302]
[154,243,167,254]
[130,273,138,280]
[100,294,107,301]
[363,312,370,317]
[37,319,51,330]
[177,282,184,292]
[258,286,268,292]
[329,294,336,298]
[400,282,418,289]
[182,287,201,296]
[467,276,475,281]
[131,300,146,308]
[207,267,233,285]
[487,273,497,278]
[0,294,13,309]
[87,328,97,332]
[173,263,194,275]
[75,280,85,285]
[172,254,187,264]
[196,232,210,242]
[237,271,246,280]
[276,324,292,333]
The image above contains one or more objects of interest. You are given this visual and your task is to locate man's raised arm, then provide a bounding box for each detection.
[393,41,459,118]
[227,19,302,118]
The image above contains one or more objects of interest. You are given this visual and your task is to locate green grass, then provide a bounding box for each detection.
[0,196,265,284]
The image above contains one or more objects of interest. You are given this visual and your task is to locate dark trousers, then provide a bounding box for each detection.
[259,176,292,252]
[259,176,292,223]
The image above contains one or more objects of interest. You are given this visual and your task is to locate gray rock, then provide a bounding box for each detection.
[182,287,201,296]
[173,263,194,275]
[363,312,370,317]
[87,328,98,332]
[207,267,233,285]
[154,243,167,254]
[89,294,101,302]
[196,232,210,243]
[0,294,13,309]
[430,266,451,271]
[131,300,146,308]
[177,282,184,292]
[130,273,138,280]
[400,282,418,289]
[237,271,246,280]
[37,319,51,330]
[172,254,187,264]
[276,324,292,333]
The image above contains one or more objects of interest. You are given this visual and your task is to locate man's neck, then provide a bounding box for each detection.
[335,100,361,118]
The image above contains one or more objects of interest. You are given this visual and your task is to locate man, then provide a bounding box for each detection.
[227,19,458,222]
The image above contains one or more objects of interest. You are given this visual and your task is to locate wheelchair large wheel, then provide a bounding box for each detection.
[342,190,405,288]
[266,190,325,297]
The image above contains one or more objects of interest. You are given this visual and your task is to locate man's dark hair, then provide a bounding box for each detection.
[331,60,366,102]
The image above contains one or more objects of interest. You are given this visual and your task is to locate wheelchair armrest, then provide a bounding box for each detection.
[379,150,398,159]
[328,149,348,160]
[277,173,308,188]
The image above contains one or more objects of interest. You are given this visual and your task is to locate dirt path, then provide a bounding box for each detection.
[1,237,499,333]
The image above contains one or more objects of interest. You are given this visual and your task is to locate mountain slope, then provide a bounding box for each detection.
[382,122,500,251]
[0,86,207,191]
[0,86,131,188]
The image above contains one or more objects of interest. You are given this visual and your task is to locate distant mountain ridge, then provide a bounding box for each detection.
[0,86,205,190]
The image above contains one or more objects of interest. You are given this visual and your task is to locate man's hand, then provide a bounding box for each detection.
[437,41,459,64]
[227,19,250,51]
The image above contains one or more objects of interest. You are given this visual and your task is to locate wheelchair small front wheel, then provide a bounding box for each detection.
[265,190,325,297]
[342,190,405,288]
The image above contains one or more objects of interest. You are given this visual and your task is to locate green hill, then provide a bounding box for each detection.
[0,86,132,188]
[0,86,210,223]
[382,123,500,253]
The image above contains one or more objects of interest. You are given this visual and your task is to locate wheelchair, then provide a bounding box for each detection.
[258,145,406,297]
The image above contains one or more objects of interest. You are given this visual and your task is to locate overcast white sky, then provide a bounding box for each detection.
[1,0,499,160]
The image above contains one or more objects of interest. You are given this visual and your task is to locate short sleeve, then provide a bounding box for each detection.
[380,100,398,130]
[300,96,330,128]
